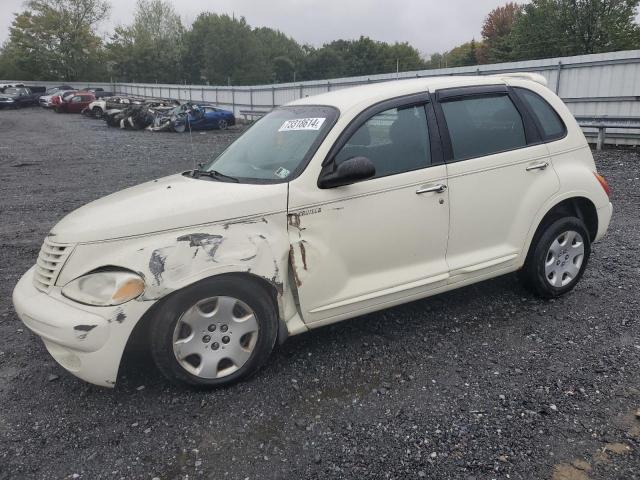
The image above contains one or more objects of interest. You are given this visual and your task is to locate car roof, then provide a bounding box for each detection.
[288,75,546,113]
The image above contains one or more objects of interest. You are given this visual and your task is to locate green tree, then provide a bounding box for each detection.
[0,0,109,81]
[426,52,445,69]
[182,13,266,85]
[301,36,425,79]
[301,45,346,80]
[510,0,640,59]
[478,2,523,63]
[253,27,305,82]
[444,40,481,67]
[107,0,185,83]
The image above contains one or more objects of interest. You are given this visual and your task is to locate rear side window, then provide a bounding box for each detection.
[515,87,566,141]
[440,95,526,160]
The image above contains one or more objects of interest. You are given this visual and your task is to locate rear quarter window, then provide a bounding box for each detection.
[514,87,566,141]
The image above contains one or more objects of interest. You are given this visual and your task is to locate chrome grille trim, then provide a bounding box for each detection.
[33,238,73,293]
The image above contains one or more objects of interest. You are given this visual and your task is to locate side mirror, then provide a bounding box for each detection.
[318,156,376,189]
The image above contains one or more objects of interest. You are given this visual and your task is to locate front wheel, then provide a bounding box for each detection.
[150,276,278,388]
[519,217,591,299]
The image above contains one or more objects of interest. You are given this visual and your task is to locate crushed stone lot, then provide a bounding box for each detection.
[0,107,639,480]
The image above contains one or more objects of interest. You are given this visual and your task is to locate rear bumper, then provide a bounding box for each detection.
[12,267,153,387]
[595,202,613,242]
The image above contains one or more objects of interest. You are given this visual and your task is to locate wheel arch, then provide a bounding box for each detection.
[123,271,285,359]
[523,195,598,264]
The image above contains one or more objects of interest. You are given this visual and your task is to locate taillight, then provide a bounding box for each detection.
[593,172,611,197]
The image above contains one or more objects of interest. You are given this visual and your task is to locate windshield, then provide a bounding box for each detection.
[203,105,338,182]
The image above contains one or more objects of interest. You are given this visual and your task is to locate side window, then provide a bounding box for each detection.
[515,87,566,141]
[71,96,82,103]
[441,95,526,161]
[334,104,431,178]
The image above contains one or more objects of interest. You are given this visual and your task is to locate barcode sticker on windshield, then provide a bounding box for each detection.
[279,117,326,132]
[274,167,290,179]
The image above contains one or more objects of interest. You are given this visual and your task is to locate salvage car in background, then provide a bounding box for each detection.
[39,86,73,108]
[51,90,79,109]
[79,87,113,99]
[83,96,145,118]
[172,104,236,132]
[0,83,25,92]
[103,99,179,130]
[12,74,612,389]
[55,93,96,113]
[0,86,46,108]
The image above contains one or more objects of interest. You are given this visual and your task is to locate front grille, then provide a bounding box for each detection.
[33,238,73,292]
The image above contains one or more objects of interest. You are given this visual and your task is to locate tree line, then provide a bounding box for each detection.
[1,0,639,85]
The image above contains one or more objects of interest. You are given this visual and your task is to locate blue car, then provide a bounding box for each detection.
[172,104,236,132]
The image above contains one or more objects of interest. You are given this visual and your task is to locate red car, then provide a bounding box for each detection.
[51,90,77,108]
[55,93,95,113]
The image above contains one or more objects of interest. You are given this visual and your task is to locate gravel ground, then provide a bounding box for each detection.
[0,107,639,480]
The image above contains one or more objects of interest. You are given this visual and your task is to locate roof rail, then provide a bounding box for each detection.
[494,72,548,87]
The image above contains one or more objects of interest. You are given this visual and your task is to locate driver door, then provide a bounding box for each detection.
[287,95,451,325]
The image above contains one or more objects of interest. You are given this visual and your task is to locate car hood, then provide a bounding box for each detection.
[0,93,18,100]
[50,174,288,244]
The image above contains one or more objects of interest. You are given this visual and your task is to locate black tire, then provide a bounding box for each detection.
[92,107,103,118]
[218,119,228,130]
[519,216,591,299]
[150,275,278,389]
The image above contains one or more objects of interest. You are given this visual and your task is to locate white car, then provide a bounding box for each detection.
[39,87,71,108]
[13,74,612,389]
[85,96,144,118]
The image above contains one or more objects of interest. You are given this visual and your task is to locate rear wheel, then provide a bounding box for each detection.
[217,119,228,130]
[519,217,591,298]
[150,276,278,388]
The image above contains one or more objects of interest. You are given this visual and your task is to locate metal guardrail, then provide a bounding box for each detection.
[575,115,640,150]
[238,109,270,121]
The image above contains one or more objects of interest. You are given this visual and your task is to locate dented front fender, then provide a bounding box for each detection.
[57,213,296,320]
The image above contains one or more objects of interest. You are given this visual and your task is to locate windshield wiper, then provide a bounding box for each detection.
[191,168,239,183]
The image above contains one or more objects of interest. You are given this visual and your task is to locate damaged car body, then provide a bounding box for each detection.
[13,74,613,389]
[103,99,179,130]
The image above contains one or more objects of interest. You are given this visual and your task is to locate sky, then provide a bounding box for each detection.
[0,0,522,56]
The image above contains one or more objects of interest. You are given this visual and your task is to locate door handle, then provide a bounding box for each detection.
[416,183,447,194]
[526,161,549,172]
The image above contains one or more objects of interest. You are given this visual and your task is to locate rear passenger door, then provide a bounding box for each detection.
[434,84,560,278]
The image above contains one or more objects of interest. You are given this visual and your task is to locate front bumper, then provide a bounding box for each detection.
[12,267,153,387]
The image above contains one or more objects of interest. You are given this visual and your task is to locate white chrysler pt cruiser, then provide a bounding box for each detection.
[13,74,613,388]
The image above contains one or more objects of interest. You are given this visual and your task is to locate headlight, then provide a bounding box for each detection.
[62,270,145,306]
